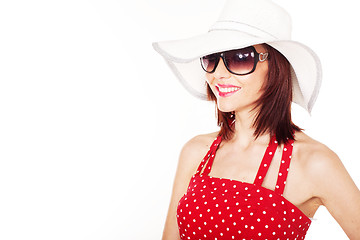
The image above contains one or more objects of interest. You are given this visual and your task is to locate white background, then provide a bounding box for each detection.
[0,0,359,239]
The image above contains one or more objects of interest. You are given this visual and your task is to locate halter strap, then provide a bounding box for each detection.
[195,135,222,176]
[274,139,294,195]
[196,134,295,196]
[253,135,279,186]
[254,137,295,195]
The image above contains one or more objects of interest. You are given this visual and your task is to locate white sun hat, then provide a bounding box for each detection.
[152,0,322,113]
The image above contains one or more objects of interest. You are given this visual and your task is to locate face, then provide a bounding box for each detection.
[205,44,268,114]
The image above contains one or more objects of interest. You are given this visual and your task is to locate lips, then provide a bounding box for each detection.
[215,84,241,97]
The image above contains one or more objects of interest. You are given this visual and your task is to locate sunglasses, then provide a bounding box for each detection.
[200,46,269,75]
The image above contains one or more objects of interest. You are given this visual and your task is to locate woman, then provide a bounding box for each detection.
[153,0,360,239]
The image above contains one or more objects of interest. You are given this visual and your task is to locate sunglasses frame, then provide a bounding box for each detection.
[200,46,269,76]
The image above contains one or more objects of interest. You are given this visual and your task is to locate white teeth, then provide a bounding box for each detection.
[217,86,240,93]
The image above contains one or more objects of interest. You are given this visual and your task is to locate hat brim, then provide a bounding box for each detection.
[153,30,321,113]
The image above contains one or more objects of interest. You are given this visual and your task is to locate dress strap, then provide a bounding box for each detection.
[195,135,222,176]
[274,139,295,196]
[253,135,278,186]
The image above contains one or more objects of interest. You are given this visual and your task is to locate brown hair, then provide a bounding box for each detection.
[206,44,301,144]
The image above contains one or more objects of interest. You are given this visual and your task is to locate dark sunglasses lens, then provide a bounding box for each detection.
[224,47,255,74]
[200,53,218,73]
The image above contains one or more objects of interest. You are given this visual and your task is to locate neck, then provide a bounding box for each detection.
[228,109,270,148]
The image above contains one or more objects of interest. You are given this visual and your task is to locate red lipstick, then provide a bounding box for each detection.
[215,84,241,97]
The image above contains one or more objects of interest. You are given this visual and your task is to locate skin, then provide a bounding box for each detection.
[162,44,360,240]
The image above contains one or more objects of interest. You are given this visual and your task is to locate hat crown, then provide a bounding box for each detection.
[212,0,292,40]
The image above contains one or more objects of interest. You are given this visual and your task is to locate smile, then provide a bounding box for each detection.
[215,84,241,97]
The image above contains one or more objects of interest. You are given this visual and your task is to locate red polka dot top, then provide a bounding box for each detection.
[177,135,311,240]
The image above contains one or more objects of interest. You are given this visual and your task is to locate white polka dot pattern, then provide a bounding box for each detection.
[177,135,312,239]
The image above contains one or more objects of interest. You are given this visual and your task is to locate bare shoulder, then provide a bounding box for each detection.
[182,131,219,154]
[294,133,360,238]
[162,131,220,240]
[293,131,342,175]
[293,131,354,201]
[178,131,219,174]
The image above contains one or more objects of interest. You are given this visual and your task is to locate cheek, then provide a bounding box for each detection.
[205,73,214,84]
[247,80,265,98]
[205,74,217,93]
[258,63,268,87]
[248,67,268,93]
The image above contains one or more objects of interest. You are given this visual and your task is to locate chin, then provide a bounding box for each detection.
[216,101,237,113]
[217,98,254,114]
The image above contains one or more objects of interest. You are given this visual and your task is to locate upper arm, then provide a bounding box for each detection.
[162,134,214,240]
[309,146,360,239]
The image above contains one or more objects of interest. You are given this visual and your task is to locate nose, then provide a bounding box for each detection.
[213,57,231,79]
